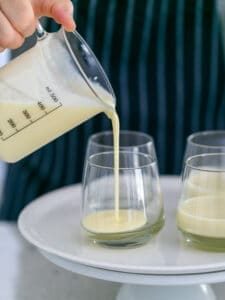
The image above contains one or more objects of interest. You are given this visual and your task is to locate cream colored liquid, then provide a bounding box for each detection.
[83,209,146,234]
[177,196,225,238]
[0,30,115,162]
[177,172,225,239]
[0,101,104,162]
[0,30,146,234]
[107,110,120,219]
[82,111,147,234]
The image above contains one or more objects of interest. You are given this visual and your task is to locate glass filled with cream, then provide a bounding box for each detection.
[177,153,225,251]
[82,151,164,247]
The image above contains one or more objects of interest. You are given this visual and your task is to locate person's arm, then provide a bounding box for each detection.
[0,0,76,51]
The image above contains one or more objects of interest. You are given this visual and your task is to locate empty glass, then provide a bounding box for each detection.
[85,130,157,160]
[184,131,225,162]
[82,151,164,247]
[177,153,225,251]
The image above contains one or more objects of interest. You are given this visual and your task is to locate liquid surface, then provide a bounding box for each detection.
[177,196,225,238]
[82,209,147,234]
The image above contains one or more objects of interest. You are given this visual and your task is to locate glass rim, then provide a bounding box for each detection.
[87,150,155,170]
[187,130,225,149]
[89,130,154,149]
[186,153,225,172]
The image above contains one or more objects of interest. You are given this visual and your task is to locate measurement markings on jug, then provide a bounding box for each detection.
[22,109,32,120]
[7,118,17,129]
[1,101,62,142]
[45,86,60,103]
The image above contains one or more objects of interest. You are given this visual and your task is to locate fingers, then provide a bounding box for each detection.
[0,11,24,49]
[32,0,76,31]
[0,0,76,50]
[0,0,36,38]
[50,0,75,32]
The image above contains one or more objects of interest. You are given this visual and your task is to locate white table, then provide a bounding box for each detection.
[1,177,225,300]
[0,223,119,300]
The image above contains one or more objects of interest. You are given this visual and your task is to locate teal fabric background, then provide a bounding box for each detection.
[1,0,225,220]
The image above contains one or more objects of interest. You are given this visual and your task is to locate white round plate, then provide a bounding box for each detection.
[18,177,225,275]
[42,251,225,286]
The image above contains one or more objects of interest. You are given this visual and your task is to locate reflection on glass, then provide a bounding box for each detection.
[177,153,225,251]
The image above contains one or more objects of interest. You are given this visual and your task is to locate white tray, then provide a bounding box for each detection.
[41,251,225,286]
[18,177,225,275]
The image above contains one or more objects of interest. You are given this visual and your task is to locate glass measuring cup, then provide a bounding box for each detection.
[0,22,115,162]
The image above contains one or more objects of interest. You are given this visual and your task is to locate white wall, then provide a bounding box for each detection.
[0,50,10,204]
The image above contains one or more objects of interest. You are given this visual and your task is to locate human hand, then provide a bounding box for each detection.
[0,0,76,51]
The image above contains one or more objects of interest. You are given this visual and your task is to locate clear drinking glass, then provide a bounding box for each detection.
[177,153,225,251]
[82,151,164,247]
[85,130,157,160]
[184,131,225,162]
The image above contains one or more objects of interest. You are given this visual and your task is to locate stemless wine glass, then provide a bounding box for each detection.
[177,153,225,251]
[82,151,164,247]
[85,130,157,161]
[184,131,225,162]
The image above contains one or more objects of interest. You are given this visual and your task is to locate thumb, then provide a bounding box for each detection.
[32,0,76,32]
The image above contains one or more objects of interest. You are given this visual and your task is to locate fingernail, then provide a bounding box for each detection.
[66,21,76,32]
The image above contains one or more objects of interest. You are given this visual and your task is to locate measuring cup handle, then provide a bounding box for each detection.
[36,22,48,40]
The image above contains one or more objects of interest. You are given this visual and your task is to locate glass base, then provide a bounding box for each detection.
[179,229,225,251]
[86,215,165,248]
